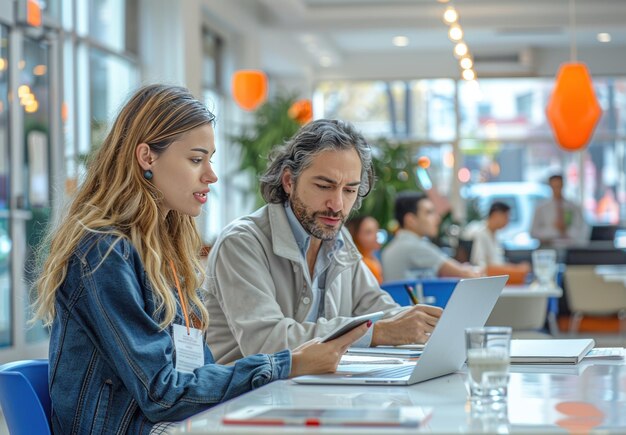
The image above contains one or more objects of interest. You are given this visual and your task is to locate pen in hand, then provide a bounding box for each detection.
[403,284,419,305]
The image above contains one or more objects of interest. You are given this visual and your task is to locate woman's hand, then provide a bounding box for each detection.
[289,321,371,378]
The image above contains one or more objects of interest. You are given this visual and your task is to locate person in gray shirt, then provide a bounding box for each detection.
[383,192,482,281]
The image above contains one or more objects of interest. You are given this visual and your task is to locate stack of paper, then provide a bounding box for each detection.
[510,339,595,364]
[346,347,422,358]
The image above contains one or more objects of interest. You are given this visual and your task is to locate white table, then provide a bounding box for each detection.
[171,358,626,434]
[487,285,562,334]
[501,284,562,298]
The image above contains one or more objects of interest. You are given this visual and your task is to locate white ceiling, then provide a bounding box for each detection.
[206,0,626,80]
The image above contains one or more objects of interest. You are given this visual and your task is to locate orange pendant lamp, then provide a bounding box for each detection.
[231,70,268,111]
[546,0,602,152]
[288,99,313,125]
[546,63,601,151]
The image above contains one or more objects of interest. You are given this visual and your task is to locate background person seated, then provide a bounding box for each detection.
[531,174,589,246]
[382,191,482,281]
[346,215,384,284]
[471,201,530,282]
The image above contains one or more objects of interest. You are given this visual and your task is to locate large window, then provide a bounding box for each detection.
[315,77,626,246]
[89,48,138,149]
[200,28,228,243]
[315,80,456,141]
[70,0,140,183]
[457,78,625,228]
[89,0,127,51]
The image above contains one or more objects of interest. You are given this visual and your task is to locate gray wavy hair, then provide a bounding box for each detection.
[260,119,374,209]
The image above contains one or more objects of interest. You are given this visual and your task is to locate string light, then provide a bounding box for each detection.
[460,56,473,70]
[454,42,468,57]
[462,69,476,81]
[443,7,458,24]
[448,24,463,42]
[440,2,478,81]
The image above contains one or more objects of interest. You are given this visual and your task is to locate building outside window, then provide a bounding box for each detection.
[315,77,626,247]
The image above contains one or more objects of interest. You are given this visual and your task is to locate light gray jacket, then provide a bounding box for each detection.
[205,203,403,364]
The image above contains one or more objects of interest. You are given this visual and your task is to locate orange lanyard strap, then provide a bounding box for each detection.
[169,260,191,335]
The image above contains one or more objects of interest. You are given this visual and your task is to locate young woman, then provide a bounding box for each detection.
[346,216,384,284]
[34,84,369,434]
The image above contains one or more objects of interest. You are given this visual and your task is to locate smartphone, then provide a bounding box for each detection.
[319,311,384,342]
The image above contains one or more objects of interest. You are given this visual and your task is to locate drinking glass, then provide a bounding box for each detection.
[465,326,512,407]
[532,249,557,287]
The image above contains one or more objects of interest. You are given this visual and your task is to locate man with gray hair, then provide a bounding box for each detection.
[205,119,442,364]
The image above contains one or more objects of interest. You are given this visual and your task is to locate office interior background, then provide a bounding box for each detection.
[0,0,626,366]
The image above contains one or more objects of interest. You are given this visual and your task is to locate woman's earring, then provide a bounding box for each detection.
[143,169,153,180]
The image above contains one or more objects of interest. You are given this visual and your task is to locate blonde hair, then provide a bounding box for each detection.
[34,84,214,331]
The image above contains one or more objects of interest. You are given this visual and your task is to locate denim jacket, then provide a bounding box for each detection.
[49,232,291,434]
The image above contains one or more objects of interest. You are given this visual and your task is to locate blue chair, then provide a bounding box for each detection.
[527,264,564,335]
[0,359,51,435]
[381,278,460,308]
[420,278,460,308]
[381,279,419,306]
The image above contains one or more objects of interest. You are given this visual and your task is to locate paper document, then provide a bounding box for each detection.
[583,347,624,360]
[346,347,422,358]
[339,355,404,365]
[510,338,595,364]
[378,344,426,350]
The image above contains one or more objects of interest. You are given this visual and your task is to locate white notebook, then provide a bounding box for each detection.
[510,338,595,364]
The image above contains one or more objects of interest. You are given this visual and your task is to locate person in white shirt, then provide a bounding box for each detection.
[530,174,589,245]
[382,192,482,281]
[471,201,510,268]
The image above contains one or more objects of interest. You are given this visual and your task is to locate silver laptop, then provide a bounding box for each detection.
[293,275,508,386]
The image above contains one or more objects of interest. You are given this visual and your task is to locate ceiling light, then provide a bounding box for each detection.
[448,25,463,41]
[319,56,332,67]
[454,42,468,57]
[462,69,476,81]
[443,7,458,24]
[597,32,611,43]
[460,56,473,69]
[392,36,409,47]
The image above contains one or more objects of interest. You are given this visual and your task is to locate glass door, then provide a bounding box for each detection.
[0,25,59,362]
[20,34,52,343]
[0,24,11,349]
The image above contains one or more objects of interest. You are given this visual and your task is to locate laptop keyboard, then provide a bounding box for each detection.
[353,364,414,378]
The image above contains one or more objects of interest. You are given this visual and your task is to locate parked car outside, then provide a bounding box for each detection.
[461,182,552,249]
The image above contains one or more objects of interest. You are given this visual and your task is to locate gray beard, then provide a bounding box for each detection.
[289,196,345,241]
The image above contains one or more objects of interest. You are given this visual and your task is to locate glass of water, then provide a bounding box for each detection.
[532,249,557,287]
[465,326,512,407]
